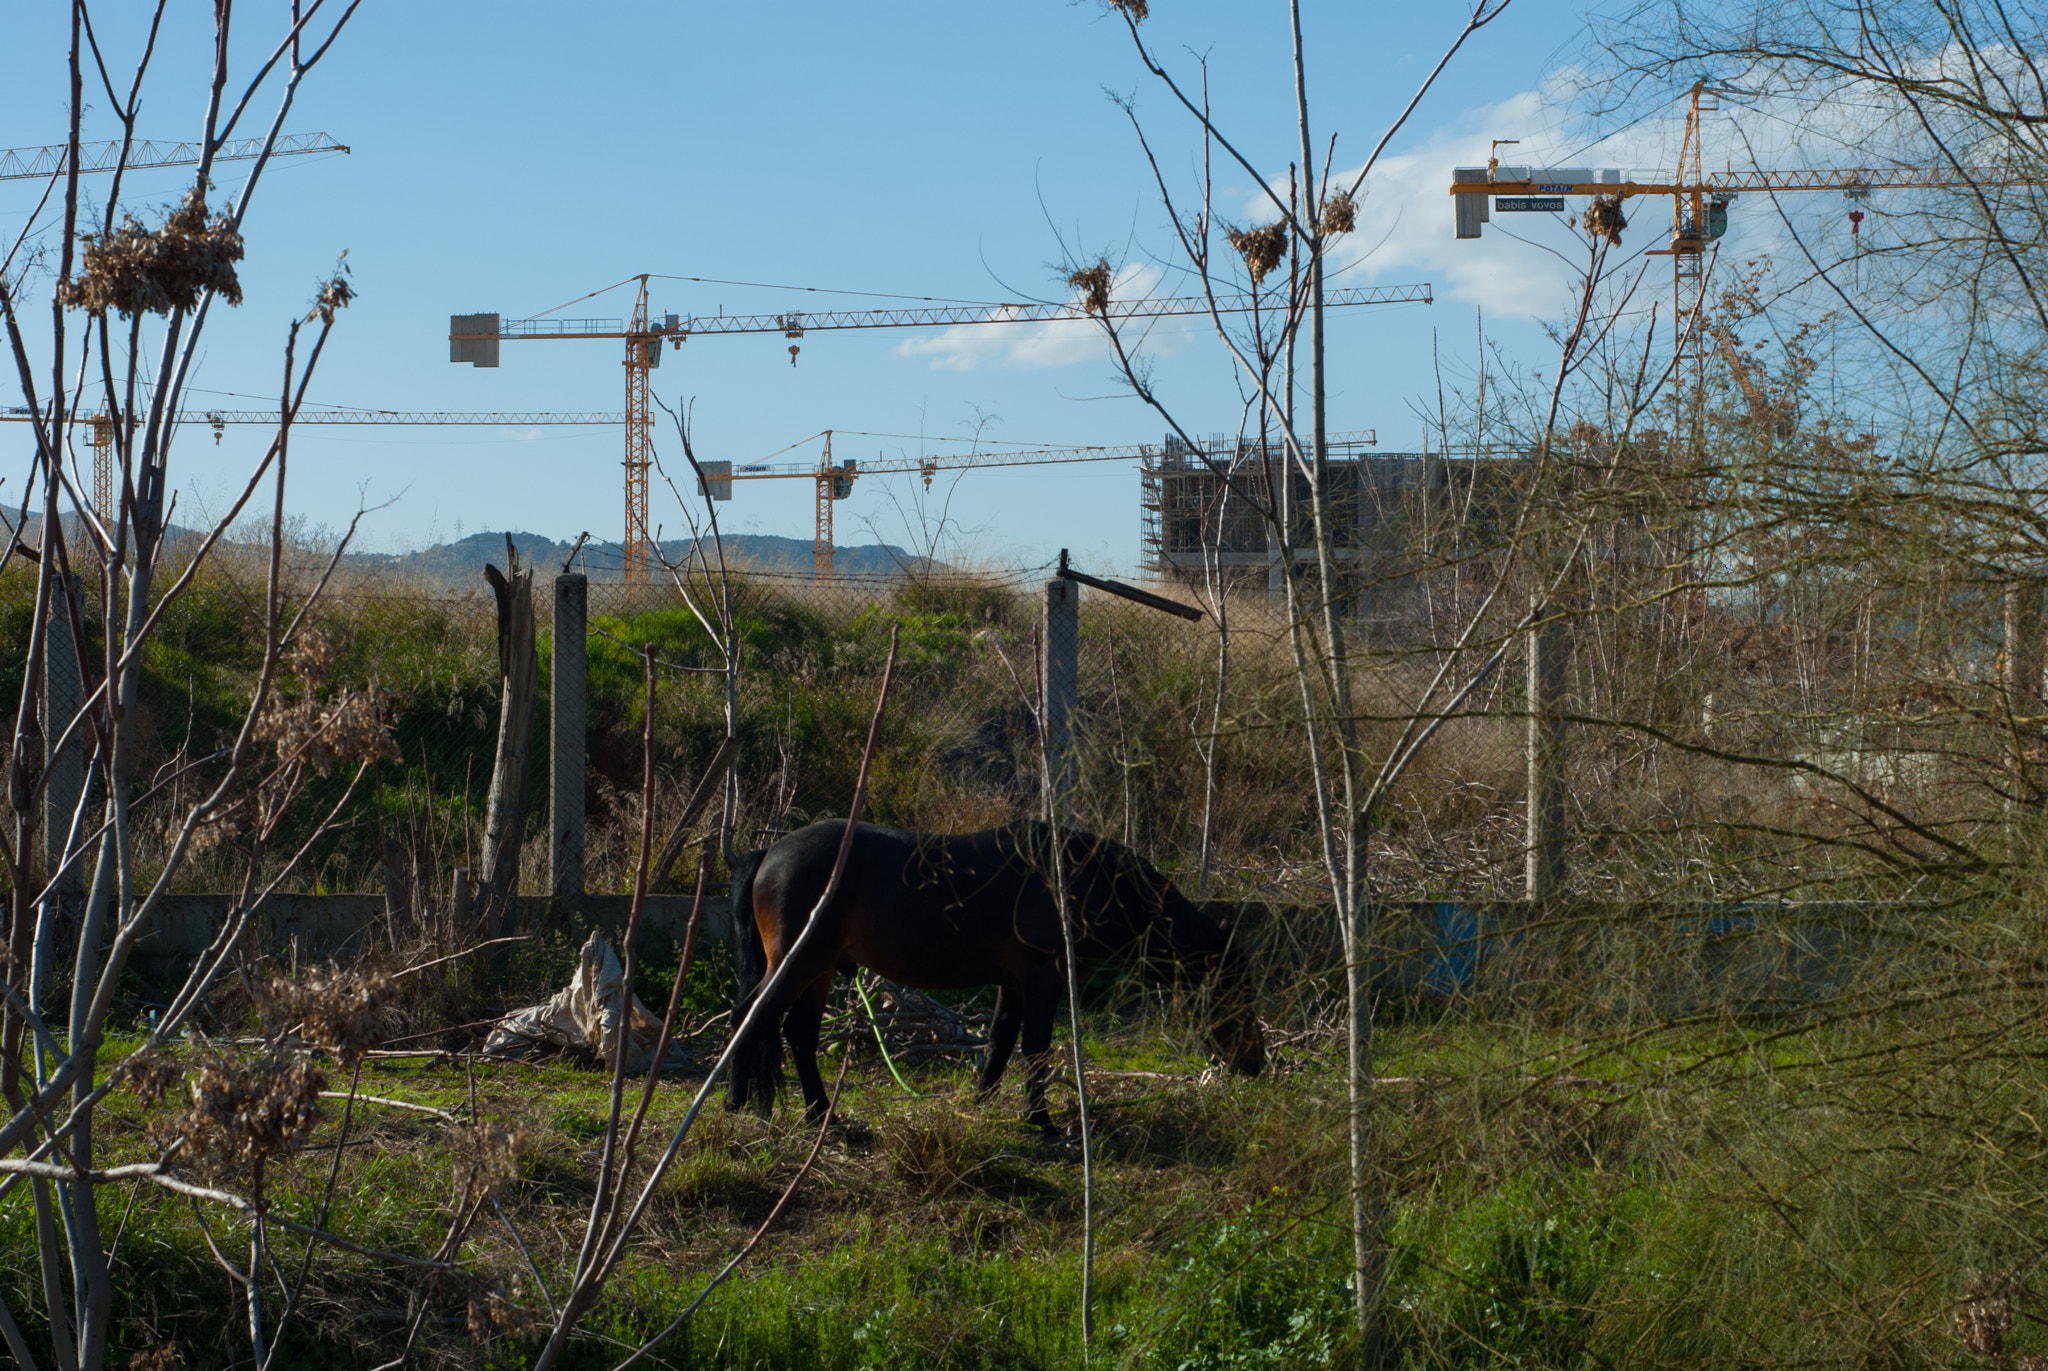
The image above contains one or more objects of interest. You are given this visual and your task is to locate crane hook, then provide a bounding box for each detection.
[788,344,800,367]
[1849,209,1864,237]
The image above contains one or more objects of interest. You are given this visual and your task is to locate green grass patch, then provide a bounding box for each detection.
[9,1003,2042,1370]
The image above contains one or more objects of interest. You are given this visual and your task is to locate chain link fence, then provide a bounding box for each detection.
[8,506,2029,918]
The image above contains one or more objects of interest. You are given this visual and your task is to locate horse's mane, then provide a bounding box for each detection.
[980,819,1221,967]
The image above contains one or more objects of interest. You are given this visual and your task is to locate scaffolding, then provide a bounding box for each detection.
[1139,434,1530,575]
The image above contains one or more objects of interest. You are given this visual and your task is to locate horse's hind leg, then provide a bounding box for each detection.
[728,996,780,1119]
[781,974,836,1123]
[976,982,1023,1099]
[1018,963,1063,1132]
[725,984,776,1117]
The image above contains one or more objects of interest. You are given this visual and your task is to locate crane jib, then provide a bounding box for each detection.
[448,284,1435,345]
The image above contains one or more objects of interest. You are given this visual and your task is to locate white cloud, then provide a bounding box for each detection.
[898,311,1103,372]
[1309,85,1644,323]
[1293,74,1900,324]
[896,262,1194,371]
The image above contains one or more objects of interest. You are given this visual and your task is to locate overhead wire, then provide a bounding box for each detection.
[647,273,1016,307]
[516,277,643,322]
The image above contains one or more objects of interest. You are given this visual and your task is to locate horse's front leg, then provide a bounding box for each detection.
[976,982,1023,1098]
[1018,962,1063,1133]
[782,973,836,1123]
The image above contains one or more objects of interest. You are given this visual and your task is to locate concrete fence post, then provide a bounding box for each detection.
[2006,572,2044,808]
[479,543,538,971]
[41,582,84,890]
[551,573,588,900]
[38,581,84,1008]
[1043,577,1079,822]
[1525,600,1568,902]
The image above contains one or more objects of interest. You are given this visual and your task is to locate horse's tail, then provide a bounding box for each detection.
[722,847,783,1114]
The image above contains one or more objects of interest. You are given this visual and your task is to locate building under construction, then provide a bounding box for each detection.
[1139,433,1532,589]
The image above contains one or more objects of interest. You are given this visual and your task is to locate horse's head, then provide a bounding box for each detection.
[1208,1003,1267,1077]
[1201,910,1267,1077]
[1054,826,1267,1076]
[1144,880,1265,1078]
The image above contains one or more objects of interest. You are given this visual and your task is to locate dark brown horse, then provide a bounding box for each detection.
[723,819,1264,1127]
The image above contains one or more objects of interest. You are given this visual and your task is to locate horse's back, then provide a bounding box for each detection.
[751,820,1059,990]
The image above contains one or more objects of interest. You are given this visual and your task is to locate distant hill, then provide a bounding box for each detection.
[3,513,931,585]
[342,531,933,584]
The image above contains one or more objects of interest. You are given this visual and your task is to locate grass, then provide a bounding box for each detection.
[9,968,2044,1371]
[10,550,2047,1369]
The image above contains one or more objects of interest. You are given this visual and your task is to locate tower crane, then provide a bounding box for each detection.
[698,427,1380,578]
[450,275,1433,583]
[2,405,615,516]
[1447,82,2038,429]
[0,132,349,181]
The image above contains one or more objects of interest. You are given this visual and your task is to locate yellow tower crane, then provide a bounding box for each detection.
[450,276,1433,584]
[699,427,1380,580]
[1447,84,2039,431]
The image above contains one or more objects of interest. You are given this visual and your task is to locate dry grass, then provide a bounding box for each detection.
[35,920,2048,1370]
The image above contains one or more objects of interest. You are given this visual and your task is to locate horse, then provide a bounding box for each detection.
[722,818,1264,1128]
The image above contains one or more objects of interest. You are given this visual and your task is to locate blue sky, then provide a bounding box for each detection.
[3,1,1736,574]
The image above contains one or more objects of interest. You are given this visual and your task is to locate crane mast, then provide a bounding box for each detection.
[1669,84,1715,443]
[625,280,655,583]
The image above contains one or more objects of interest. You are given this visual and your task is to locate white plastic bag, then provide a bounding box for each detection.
[481,930,686,1073]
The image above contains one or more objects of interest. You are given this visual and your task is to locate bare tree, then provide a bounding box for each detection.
[1057,4,1712,1361]
[0,9,529,1370]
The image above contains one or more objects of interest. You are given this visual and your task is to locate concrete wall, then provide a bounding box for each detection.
[116,889,1880,1013]
[127,891,731,979]
[1214,899,1887,1013]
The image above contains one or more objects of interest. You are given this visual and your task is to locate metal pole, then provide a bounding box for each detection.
[1525,601,1567,901]
[551,573,588,900]
[1043,573,1079,823]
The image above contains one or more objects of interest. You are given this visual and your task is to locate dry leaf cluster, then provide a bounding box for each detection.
[254,684,400,773]
[261,965,394,1065]
[1319,189,1357,236]
[1956,1270,2019,1360]
[115,1049,183,1109]
[181,809,239,860]
[56,190,244,318]
[466,1275,539,1345]
[1068,260,1114,316]
[309,257,354,324]
[289,628,336,685]
[454,1122,528,1200]
[1228,221,1288,283]
[173,1049,325,1170]
[1107,0,1149,20]
[126,1335,181,1371]
[255,628,400,772]
[1583,195,1628,246]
